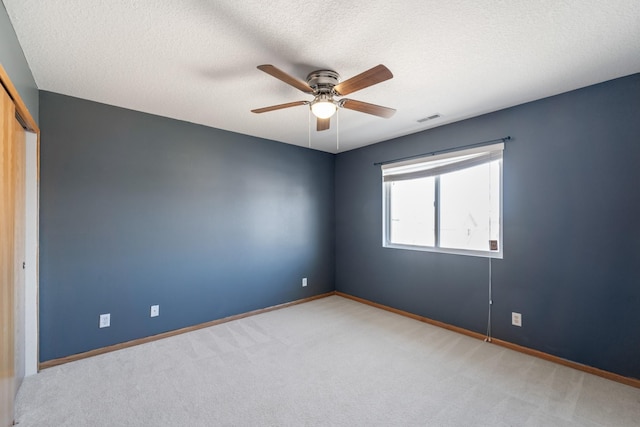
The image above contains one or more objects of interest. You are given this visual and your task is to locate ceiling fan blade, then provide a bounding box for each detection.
[317,117,330,131]
[333,64,393,96]
[251,101,307,114]
[257,65,314,94]
[340,99,396,118]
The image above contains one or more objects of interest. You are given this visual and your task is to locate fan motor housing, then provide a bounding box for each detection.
[306,70,340,93]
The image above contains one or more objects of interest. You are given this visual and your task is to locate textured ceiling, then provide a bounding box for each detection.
[4,0,640,153]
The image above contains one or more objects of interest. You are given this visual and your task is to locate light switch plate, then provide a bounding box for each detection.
[99,313,110,328]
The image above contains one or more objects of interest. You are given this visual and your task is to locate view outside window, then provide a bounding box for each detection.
[389,177,435,246]
[439,161,500,251]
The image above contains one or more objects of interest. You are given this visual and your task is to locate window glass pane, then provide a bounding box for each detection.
[439,160,500,251]
[389,177,435,246]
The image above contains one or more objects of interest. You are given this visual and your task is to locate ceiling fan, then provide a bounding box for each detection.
[251,64,396,131]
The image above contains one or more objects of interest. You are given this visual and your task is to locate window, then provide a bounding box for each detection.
[382,143,503,258]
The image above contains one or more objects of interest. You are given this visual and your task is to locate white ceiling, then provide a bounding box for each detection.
[4,0,640,153]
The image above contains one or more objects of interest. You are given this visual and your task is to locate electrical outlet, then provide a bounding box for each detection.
[302,277,307,287]
[512,312,522,327]
[99,313,110,328]
[150,305,159,317]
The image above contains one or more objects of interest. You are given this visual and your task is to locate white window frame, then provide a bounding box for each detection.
[382,143,503,258]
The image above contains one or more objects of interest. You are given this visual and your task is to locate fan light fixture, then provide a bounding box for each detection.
[310,96,337,119]
[251,64,396,132]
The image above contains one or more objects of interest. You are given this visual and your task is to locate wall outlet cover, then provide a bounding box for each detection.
[302,277,307,287]
[150,305,159,317]
[511,312,522,327]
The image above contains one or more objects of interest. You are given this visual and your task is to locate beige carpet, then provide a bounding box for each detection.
[15,296,640,426]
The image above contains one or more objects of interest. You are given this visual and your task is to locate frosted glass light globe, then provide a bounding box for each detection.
[311,100,337,119]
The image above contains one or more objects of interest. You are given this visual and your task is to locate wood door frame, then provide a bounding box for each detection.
[0,66,38,134]
[0,64,40,380]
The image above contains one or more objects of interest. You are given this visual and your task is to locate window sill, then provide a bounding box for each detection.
[383,242,503,259]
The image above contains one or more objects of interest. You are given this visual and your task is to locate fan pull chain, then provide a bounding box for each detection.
[336,108,340,152]
[308,108,311,148]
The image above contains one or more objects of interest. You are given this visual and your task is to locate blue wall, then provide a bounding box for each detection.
[0,3,38,124]
[39,74,640,379]
[335,74,640,379]
[39,91,335,361]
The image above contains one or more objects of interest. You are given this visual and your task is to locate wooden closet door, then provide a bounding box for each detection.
[1,84,17,427]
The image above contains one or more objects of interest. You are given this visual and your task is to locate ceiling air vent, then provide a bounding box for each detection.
[417,114,441,123]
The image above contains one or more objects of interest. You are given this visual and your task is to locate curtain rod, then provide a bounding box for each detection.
[373,136,511,166]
